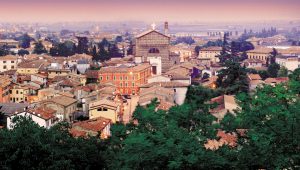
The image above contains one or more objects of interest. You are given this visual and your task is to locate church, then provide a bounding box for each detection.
[133,22,179,74]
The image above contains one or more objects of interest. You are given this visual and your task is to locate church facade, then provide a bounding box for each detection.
[134,28,177,73]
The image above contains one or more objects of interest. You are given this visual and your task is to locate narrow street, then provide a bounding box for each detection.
[123,95,139,124]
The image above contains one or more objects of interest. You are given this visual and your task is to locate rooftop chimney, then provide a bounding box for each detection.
[164,22,169,35]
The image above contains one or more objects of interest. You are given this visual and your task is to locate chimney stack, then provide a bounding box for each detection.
[164,21,169,35]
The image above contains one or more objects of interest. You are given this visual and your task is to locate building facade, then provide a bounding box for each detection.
[134,29,173,72]
[0,55,18,73]
[99,64,152,95]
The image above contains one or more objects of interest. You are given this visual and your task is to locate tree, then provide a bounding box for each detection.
[91,45,98,60]
[278,66,288,77]
[17,49,29,56]
[218,33,232,63]
[267,48,278,66]
[235,84,300,169]
[258,70,269,80]
[108,43,122,58]
[195,46,201,56]
[267,63,280,78]
[76,36,88,54]
[20,33,32,48]
[216,60,249,94]
[50,41,76,57]
[33,41,47,54]
[0,117,107,169]
[0,47,9,56]
[115,36,123,43]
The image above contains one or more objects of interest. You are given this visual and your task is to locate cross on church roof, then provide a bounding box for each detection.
[151,23,156,30]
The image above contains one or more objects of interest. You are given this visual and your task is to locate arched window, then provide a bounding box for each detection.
[149,48,160,53]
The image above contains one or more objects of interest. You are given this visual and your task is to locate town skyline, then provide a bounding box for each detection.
[1,0,300,23]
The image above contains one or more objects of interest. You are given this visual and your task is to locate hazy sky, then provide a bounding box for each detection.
[0,0,299,23]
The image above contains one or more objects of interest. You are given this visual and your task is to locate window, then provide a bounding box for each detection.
[113,76,116,80]
[3,66,6,69]
[125,83,128,87]
[11,66,14,69]
[3,61,6,63]
[132,82,135,87]
[100,76,103,80]
[120,76,123,80]
[120,83,123,87]
[103,108,108,111]
[16,90,19,94]
[149,48,160,53]
[125,76,128,80]
[106,76,109,80]
[97,108,103,111]
[11,61,14,63]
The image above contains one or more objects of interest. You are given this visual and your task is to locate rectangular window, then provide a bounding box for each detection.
[3,61,6,63]
[120,83,123,87]
[106,76,109,80]
[3,66,6,69]
[125,83,128,87]
[11,61,14,63]
[120,76,123,80]
[100,76,103,80]
[125,76,128,80]
[16,90,19,94]
[132,83,135,87]
[11,66,14,69]
[113,76,116,80]
[103,108,108,111]
[97,108,103,111]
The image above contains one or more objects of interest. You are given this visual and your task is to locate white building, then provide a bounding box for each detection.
[276,55,299,71]
[7,107,59,129]
[0,55,18,72]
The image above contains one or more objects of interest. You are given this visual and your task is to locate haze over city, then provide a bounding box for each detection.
[0,0,300,169]
[1,0,300,23]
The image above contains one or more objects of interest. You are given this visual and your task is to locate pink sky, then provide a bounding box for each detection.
[0,0,299,22]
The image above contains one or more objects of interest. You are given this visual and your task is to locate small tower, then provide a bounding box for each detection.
[164,21,169,35]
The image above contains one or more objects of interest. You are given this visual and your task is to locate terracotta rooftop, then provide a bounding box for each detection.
[248,74,262,80]
[27,107,56,120]
[71,117,111,134]
[0,75,11,88]
[49,96,77,106]
[89,99,119,110]
[0,55,18,61]
[264,77,289,84]
[140,82,189,88]
[99,63,151,73]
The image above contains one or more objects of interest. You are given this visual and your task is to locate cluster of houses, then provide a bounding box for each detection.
[0,24,299,142]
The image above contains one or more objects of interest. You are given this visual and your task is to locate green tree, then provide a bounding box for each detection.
[235,84,300,169]
[216,60,249,94]
[218,33,231,63]
[258,70,269,80]
[33,41,47,54]
[278,66,288,77]
[0,117,107,170]
[267,63,280,78]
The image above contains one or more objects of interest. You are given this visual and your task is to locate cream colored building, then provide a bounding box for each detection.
[10,85,30,103]
[0,55,18,72]
[276,56,299,71]
[48,68,71,79]
[198,46,222,63]
[40,96,77,122]
[246,47,272,64]
[89,99,121,123]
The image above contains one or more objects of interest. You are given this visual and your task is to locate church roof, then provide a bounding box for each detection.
[136,29,170,39]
